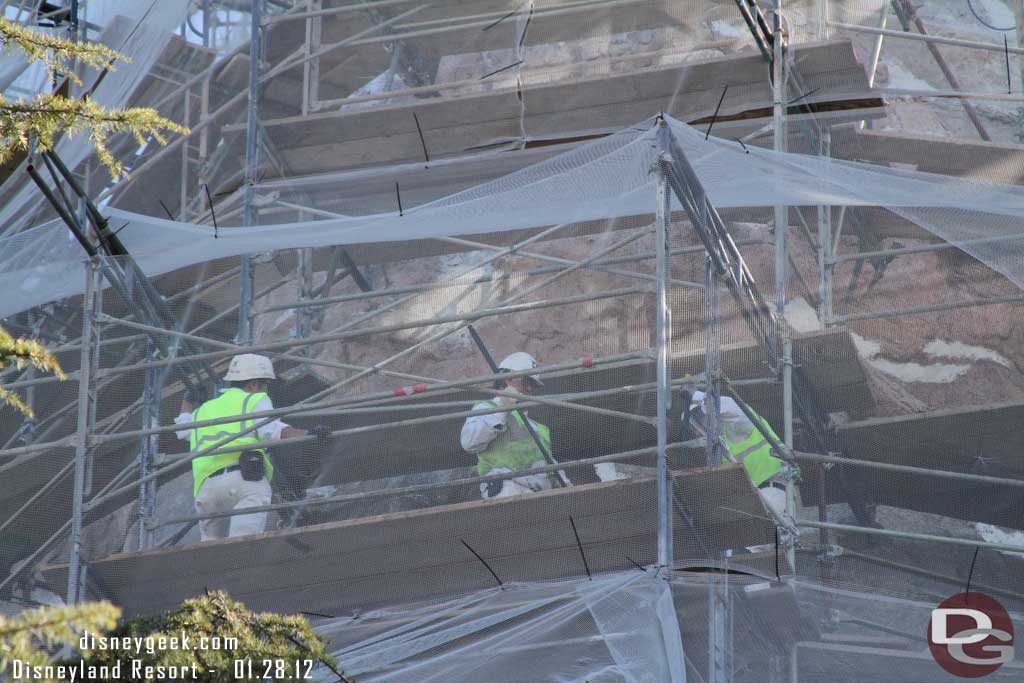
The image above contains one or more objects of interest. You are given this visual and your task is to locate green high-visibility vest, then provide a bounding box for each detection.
[722,409,782,487]
[189,388,275,496]
[474,401,551,476]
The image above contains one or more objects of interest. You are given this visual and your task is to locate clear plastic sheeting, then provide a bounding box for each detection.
[313,570,687,683]
[5,115,1024,318]
[311,571,1024,682]
[0,0,194,237]
[6,2,1024,682]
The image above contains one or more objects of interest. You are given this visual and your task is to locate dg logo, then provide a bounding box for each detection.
[929,592,1014,678]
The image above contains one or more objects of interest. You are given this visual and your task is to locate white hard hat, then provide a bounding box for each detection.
[223,353,276,381]
[691,390,706,404]
[498,351,543,385]
[718,396,745,421]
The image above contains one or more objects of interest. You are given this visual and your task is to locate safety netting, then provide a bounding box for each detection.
[3,1,1024,682]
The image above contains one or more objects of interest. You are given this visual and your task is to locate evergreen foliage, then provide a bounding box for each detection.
[0,16,189,179]
[0,327,64,416]
[0,592,345,682]
[0,16,190,414]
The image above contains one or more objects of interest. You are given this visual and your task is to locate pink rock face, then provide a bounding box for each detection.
[260,213,1023,421]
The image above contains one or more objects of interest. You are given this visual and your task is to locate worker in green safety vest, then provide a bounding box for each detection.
[174,354,328,541]
[461,352,555,499]
[688,390,788,520]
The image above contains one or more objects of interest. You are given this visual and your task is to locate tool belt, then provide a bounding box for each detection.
[239,450,266,481]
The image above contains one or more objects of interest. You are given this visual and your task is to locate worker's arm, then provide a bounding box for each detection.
[460,401,510,453]
[254,398,329,441]
[173,397,196,441]
[252,396,293,441]
[281,425,307,440]
[719,406,755,442]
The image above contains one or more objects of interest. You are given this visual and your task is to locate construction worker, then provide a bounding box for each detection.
[461,352,555,499]
[174,353,326,541]
[687,390,789,521]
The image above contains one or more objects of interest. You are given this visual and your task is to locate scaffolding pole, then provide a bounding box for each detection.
[798,519,1024,555]
[892,0,990,141]
[238,0,263,345]
[93,369,752,455]
[773,0,799,581]
[655,133,673,574]
[74,285,648,380]
[84,349,655,510]
[704,245,730,683]
[136,339,161,551]
[830,21,1024,57]
[817,130,833,325]
[150,443,682,530]
[258,241,771,315]
[708,572,733,683]
[704,256,722,466]
[67,260,100,605]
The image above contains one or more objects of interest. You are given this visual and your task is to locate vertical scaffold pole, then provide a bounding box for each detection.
[706,246,730,683]
[817,129,833,325]
[137,339,160,550]
[708,572,732,683]
[68,259,100,604]
[296,247,315,347]
[815,0,829,40]
[704,253,722,466]
[655,147,673,574]
[237,0,263,345]
[775,0,797,576]
[773,0,787,324]
[1014,2,1024,140]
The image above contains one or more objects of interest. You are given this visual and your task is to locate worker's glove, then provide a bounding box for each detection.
[309,425,332,440]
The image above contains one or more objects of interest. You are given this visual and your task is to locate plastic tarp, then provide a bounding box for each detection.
[313,570,687,683]
[3,114,1024,318]
[0,0,193,237]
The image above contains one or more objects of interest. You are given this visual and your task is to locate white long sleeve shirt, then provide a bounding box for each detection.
[690,391,755,443]
[718,396,756,443]
[174,390,289,443]
[460,402,508,454]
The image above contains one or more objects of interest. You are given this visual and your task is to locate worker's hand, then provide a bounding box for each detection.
[308,425,332,440]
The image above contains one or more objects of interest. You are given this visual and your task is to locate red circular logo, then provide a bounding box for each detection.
[928,592,1014,678]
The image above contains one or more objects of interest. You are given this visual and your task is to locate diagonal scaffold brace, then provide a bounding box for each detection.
[658,117,877,529]
[659,119,838,453]
[655,119,812,541]
[26,150,217,393]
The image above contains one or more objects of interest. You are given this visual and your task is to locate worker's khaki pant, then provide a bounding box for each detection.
[758,485,788,523]
[194,470,272,541]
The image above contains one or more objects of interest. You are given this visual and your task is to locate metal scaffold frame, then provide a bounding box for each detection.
[66,260,100,605]
[7,128,1024,599]
[6,4,1024,682]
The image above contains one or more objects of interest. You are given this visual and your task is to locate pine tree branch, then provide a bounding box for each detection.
[0,17,125,86]
[0,326,65,417]
[0,94,189,178]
